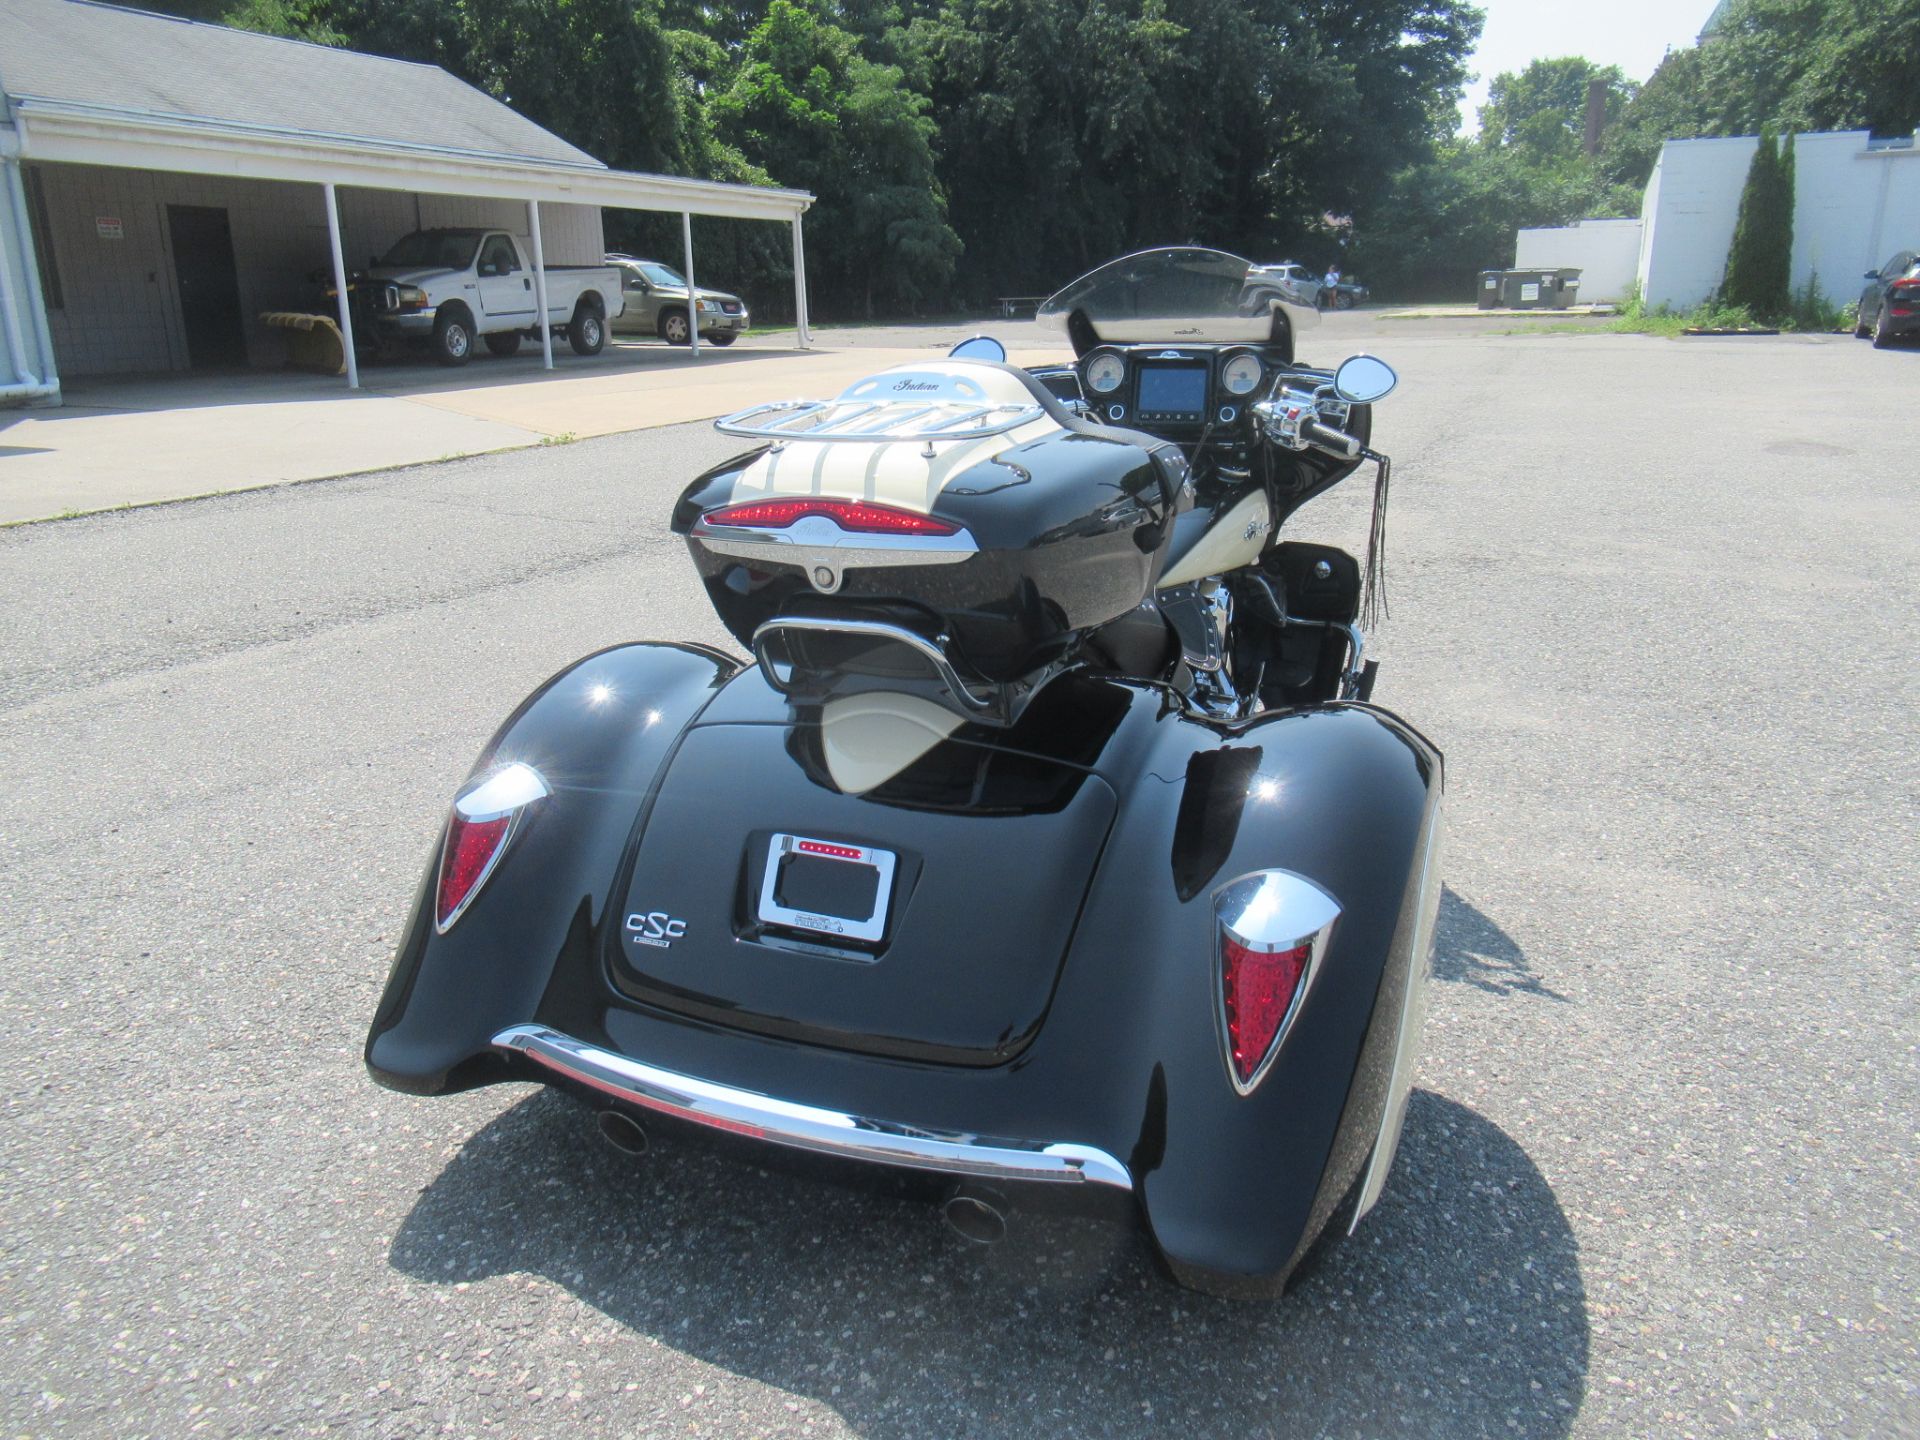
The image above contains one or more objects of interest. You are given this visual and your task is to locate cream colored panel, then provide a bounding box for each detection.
[1156,490,1272,588]
[821,692,965,794]
[723,359,1064,515]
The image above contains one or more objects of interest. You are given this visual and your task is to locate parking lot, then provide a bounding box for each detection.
[1,317,1915,1438]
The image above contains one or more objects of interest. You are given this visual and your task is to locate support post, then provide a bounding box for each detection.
[792,212,811,350]
[681,211,699,359]
[528,199,553,371]
[322,181,359,389]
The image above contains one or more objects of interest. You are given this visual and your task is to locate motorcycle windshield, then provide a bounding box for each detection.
[1037,247,1318,347]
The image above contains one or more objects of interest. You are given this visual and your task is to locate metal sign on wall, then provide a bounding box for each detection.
[94,216,124,240]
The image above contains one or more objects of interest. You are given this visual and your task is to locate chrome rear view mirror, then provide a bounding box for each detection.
[1333,355,1397,404]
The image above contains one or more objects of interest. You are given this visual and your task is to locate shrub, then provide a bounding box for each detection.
[1720,128,1795,321]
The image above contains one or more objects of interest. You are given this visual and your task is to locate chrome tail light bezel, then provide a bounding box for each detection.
[1212,869,1342,1096]
[434,761,552,934]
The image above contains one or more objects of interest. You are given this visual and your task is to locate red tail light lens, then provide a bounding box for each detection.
[1213,869,1342,1094]
[438,814,511,928]
[434,761,551,932]
[1221,936,1311,1087]
[702,498,958,536]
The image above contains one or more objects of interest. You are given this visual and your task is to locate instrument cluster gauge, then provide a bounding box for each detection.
[1220,352,1264,396]
[1084,352,1127,395]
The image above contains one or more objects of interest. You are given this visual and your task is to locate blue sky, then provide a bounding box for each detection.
[1456,0,1719,131]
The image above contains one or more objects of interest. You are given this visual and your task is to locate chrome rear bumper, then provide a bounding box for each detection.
[492,1024,1132,1190]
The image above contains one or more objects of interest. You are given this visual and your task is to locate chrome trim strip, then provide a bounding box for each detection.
[751,616,996,713]
[492,1025,1133,1190]
[1350,803,1444,1232]
[1212,869,1342,1096]
[692,513,978,587]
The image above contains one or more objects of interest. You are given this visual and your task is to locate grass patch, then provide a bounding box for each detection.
[1595,277,1857,339]
[538,431,581,446]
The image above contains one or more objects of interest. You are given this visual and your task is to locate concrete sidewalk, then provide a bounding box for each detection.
[0,333,1056,525]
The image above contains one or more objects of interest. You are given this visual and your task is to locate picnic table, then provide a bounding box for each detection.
[994,295,1048,318]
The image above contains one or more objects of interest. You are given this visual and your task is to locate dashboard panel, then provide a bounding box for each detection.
[1076,343,1289,436]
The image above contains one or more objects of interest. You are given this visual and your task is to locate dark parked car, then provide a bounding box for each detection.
[1855,250,1919,348]
[1318,278,1368,310]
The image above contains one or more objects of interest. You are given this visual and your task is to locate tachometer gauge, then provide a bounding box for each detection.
[1085,352,1127,394]
[1221,353,1264,396]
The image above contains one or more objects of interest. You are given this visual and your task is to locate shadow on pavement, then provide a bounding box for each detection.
[1434,886,1569,1001]
[390,1087,1587,1438]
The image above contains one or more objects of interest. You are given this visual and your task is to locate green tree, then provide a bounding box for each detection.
[1720,126,1793,318]
[1477,56,1637,164]
[894,0,1482,301]
[711,0,959,314]
[1601,48,1710,186]
[1702,0,1920,137]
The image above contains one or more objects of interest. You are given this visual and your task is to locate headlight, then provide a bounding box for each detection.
[396,285,427,311]
[698,299,719,313]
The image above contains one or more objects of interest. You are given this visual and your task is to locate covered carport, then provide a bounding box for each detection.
[0,0,812,402]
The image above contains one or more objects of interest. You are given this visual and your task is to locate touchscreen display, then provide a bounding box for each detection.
[1137,365,1209,416]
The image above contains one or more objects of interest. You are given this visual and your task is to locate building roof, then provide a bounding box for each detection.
[0,0,604,169]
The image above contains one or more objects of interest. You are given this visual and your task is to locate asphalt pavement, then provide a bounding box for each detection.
[1,316,1915,1438]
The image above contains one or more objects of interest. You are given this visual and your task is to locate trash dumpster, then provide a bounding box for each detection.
[1477,270,1503,309]
[1501,269,1583,309]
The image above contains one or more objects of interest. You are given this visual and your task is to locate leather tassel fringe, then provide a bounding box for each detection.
[1359,452,1391,633]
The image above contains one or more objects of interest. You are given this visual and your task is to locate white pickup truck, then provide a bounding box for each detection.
[363,228,626,365]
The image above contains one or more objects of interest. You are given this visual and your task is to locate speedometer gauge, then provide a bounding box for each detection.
[1085,353,1127,394]
[1221,353,1264,396]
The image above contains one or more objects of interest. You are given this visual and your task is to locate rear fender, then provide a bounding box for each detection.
[1073,702,1441,1292]
[365,642,738,1094]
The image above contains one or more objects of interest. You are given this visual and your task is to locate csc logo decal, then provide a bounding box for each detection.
[626,910,688,948]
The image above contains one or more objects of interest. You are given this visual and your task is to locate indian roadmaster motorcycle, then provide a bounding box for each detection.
[366,247,1443,1298]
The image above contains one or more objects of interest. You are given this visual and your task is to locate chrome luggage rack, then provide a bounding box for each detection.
[752,614,1073,729]
[715,397,1046,446]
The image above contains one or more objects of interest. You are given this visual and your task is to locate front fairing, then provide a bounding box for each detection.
[1037,247,1319,350]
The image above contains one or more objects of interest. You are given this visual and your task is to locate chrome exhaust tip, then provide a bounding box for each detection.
[940,1182,1010,1245]
[596,1109,650,1157]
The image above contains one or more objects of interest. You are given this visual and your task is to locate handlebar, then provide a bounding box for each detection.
[1251,392,1361,459]
[1299,418,1360,458]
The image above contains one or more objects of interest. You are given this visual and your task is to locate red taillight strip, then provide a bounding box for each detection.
[1213,870,1342,1095]
[796,839,866,860]
[702,497,958,536]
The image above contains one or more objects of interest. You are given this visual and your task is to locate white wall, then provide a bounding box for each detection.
[1514,218,1644,301]
[1638,131,1920,310]
[25,160,604,377]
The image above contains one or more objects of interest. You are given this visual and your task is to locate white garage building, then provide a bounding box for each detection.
[0,0,812,404]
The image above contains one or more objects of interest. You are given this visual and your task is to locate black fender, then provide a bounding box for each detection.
[364,641,738,1094]
[1057,695,1442,1293]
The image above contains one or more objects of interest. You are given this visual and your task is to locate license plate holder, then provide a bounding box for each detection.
[757,834,897,944]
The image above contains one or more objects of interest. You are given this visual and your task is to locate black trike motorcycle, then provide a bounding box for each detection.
[366,247,1443,1298]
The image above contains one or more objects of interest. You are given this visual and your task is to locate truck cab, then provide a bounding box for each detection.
[364,228,625,365]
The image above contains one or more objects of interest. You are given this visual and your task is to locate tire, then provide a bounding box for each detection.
[1873,308,1894,348]
[1334,291,1356,310]
[707,332,737,347]
[658,309,691,346]
[484,332,522,358]
[569,303,606,356]
[433,308,474,366]
[1854,308,1872,338]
